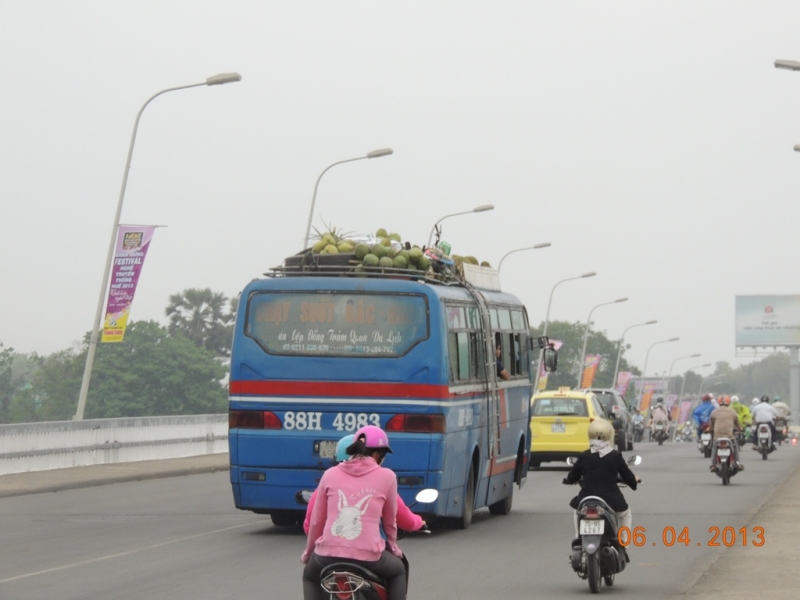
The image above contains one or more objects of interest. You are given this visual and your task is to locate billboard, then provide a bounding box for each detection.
[735,295,800,346]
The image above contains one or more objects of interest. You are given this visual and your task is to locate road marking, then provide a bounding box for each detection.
[0,522,255,584]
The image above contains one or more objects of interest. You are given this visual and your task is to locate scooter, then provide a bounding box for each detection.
[775,417,788,445]
[633,422,644,443]
[756,424,775,460]
[711,437,740,486]
[698,423,712,458]
[565,455,642,594]
[679,422,694,443]
[652,421,669,445]
[314,488,438,600]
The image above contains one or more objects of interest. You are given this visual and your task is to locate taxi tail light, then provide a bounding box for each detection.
[386,414,446,434]
[229,410,282,430]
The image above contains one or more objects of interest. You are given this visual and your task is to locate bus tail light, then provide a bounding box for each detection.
[386,414,446,434]
[229,410,282,430]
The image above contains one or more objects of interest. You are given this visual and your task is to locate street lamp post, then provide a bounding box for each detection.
[612,320,657,388]
[497,243,551,273]
[698,374,726,399]
[74,73,242,421]
[531,271,596,392]
[303,148,394,249]
[677,363,712,404]
[426,204,494,249]
[577,298,628,388]
[637,337,679,405]
[664,353,701,394]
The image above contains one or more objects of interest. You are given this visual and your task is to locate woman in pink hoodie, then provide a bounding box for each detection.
[301,426,406,600]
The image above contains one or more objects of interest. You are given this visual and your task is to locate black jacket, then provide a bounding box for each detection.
[564,449,638,512]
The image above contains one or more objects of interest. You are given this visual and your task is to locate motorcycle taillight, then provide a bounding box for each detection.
[581,506,604,517]
[718,440,728,448]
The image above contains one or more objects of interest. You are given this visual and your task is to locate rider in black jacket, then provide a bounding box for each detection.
[564,419,640,558]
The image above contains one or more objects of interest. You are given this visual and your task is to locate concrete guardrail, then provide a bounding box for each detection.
[0,415,227,476]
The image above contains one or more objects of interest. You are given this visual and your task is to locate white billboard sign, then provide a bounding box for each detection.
[735,295,800,346]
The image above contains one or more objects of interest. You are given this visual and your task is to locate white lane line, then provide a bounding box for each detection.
[0,522,256,584]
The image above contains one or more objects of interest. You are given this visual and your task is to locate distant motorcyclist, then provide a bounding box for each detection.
[751,395,779,448]
[772,397,791,442]
[693,393,716,437]
[709,395,743,471]
[648,397,671,438]
[730,395,752,427]
[563,419,640,559]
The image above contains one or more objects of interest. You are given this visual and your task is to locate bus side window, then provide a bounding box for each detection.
[448,333,459,382]
[457,332,470,380]
[470,332,485,379]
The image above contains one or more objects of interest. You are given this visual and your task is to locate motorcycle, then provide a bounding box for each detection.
[565,455,642,594]
[678,422,694,443]
[633,422,644,443]
[756,423,775,460]
[711,437,740,486]
[312,488,437,600]
[736,425,750,448]
[775,417,788,445]
[652,421,669,445]
[697,423,712,458]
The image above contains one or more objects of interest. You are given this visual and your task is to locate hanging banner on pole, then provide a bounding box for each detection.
[101,225,157,343]
[615,372,632,397]
[580,355,601,388]
[537,340,563,390]
[639,382,656,411]
[678,401,692,424]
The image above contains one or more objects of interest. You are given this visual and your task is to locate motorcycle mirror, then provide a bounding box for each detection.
[628,455,642,466]
[414,489,439,504]
[566,456,577,466]
[296,490,314,505]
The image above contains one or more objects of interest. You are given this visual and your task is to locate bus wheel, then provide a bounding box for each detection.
[489,487,512,515]
[454,463,475,530]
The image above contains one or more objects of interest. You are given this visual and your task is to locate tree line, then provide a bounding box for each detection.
[0,289,236,423]
[0,301,789,423]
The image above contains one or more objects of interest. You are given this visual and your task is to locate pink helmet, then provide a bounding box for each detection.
[353,425,393,453]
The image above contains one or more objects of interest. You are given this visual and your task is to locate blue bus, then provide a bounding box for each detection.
[228,266,537,528]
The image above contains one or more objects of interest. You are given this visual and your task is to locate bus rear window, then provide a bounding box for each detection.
[244,292,429,357]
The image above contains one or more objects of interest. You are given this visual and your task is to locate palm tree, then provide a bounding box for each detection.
[165,289,233,356]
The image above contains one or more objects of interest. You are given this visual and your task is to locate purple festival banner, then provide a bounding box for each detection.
[101,225,156,343]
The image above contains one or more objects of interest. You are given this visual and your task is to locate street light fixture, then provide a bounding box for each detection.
[638,337,679,405]
[775,59,800,71]
[426,204,494,248]
[303,148,394,249]
[497,243,551,273]
[577,297,629,387]
[532,271,596,392]
[74,73,242,421]
[612,320,657,388]
[698,374,726,398]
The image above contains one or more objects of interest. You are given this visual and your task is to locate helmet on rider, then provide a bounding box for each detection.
[702,393,713,402]
[655,397,664,405]
[760,395,770,404]
[751,397,760,406]
[731,395,739,404]
[587,419,615,442]
[347,425,393,462]
[718,395,731,407]
[334,434,356,464]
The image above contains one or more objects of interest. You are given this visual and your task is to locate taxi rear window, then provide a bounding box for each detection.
[532,398,588,417]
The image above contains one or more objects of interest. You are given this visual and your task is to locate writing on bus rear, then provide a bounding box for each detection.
[246,292,427,356]
[281,411,380,431]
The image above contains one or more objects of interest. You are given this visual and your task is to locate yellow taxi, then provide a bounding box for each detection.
[529,387,610,467]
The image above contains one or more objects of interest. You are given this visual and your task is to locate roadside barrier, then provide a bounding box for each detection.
[0,415,227,475]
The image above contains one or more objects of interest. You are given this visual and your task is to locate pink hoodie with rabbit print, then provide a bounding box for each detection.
[302,456,400,563]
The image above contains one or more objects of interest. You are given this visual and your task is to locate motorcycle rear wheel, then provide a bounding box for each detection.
[587,553,602,594]
[704,447,711,458]
[604,573,615,587]
[720,462,729,486]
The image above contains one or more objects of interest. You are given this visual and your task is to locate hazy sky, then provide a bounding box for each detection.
[2,2,800,379]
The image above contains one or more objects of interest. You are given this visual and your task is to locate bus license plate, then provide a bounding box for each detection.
[316,441,337,458]
[717,448,731,457]
[551,423,566,433]
[580,519,604,535]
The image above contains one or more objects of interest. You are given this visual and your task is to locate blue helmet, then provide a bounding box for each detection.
[335,434,356,463]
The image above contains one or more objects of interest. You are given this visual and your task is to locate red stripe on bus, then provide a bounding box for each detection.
[229,380,452,399]
[489,458,518,475]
